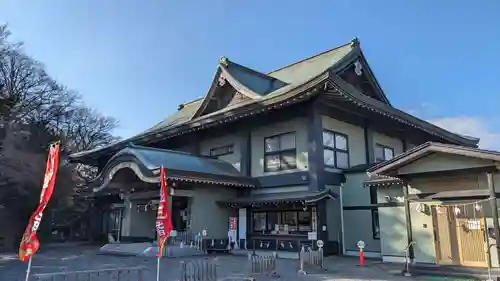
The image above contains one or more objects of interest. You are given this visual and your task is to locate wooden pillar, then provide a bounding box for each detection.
[402,183,414,260]
[307,101,324,191]
[363,120,375,164]
[487,173,500,260]
[239,130,251,177]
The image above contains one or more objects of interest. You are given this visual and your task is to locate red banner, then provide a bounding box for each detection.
[155,167,172,257]
[19,142,60,261]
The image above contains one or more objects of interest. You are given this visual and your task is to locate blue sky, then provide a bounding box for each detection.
[1,1,499,148]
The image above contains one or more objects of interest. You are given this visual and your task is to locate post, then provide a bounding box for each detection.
[252,239,256,256]
[156,256,161,281]
[487,173,500,261]
[24,256,33,281]
[402,183,414,260]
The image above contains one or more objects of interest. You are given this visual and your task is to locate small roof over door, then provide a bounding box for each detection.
[218,189,337,208]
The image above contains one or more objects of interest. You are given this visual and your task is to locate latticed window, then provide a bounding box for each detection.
[209,144,234,157]
[375,144,394,162]
[264,132,296,172]
[323,130,349,168]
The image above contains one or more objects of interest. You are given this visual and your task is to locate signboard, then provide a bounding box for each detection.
[307,232,317,240]
[357,240,365,249]
[316,240,324,248]
[229,217,237,230]
[228,217,237,244]
[202,229,207,237]
[170,230,177,237]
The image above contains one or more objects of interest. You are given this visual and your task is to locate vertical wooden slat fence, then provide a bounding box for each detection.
[248,254,277,276]
[298,249,324,275]
[179,258,217,281]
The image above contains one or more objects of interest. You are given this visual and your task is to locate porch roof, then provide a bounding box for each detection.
[89,144,257,192]
[409,189,491,202]
[218,189,337,208]
[363,176,403,188]
[367,142,500,177]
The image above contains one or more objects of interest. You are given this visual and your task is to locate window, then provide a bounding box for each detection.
[282,211,298,232]
[323,130,349,168]
[264,132,296,172]
[251,210,312,234]
[252,212,267,232]
[375,144,394,162]
[210,144,234,157]
[298,211,312,232]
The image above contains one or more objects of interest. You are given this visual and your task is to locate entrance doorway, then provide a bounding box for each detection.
[171,196,191,231]
[102,208,123,242]
[432,205,487,267]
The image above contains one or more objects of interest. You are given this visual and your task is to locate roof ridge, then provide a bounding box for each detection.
[179,97,204,106]
[267,39,357,75]
[223,57,281,81]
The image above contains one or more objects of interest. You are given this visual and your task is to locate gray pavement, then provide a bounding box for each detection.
[0,245,419,281]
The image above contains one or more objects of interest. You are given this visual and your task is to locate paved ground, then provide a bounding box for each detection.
[0,244,436,281]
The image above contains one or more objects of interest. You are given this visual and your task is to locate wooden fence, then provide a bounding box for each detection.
[298,249,324,275]
[248,254,277,276]
[179,258,217,281]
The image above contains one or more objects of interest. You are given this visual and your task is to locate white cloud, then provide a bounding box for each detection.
[429,116,500,150]
[405,102,431,116]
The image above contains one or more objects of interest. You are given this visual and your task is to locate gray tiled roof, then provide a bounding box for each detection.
[70,39,478,163]
[90,145,256,191]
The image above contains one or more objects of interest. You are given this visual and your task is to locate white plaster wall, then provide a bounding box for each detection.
[377,187,408,258]
[343,173,371,206]
[199,134,242,171]
[190,186,237,239]
[326,185,342,243]
[373,132,404,156]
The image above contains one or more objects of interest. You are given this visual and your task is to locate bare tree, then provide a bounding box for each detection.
[0,24,119,245]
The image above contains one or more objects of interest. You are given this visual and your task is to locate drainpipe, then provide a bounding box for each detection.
[339,183,346,255]
[402,183,414,260]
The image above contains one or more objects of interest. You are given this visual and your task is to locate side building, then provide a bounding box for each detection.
[71,38,487,263]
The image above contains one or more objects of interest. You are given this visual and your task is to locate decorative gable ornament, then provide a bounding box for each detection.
[218,76,226,87]
[354,60,363,76]
[219,56,229,67]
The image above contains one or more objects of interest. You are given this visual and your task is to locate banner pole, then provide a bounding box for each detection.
[156,256,160,281]
[24,256,33,281]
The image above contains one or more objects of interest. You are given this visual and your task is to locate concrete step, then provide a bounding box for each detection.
[98,243,206,258]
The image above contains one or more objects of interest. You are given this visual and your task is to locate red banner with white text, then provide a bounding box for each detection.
[155,167,173,257]
[19,142,60,261]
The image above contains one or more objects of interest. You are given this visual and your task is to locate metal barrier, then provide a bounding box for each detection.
[298,249,324,275]
[403,241,416,277]
[173,230,194,244]
[31,266,145,281]
[248,254,277,276]
[179,258,217,281]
